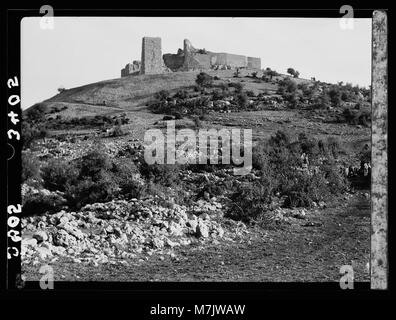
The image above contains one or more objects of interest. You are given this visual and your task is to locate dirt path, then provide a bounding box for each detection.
[24,193,370,282]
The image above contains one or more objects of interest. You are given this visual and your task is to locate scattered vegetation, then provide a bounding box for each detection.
[228,130,350,222]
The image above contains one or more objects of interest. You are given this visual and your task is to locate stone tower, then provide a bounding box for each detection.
[140,37,163,75]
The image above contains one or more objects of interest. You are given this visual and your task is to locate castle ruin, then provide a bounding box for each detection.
[121,37,261,77]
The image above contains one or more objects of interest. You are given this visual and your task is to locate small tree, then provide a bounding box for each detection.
[264,68,278,80]
[287,68,300,78]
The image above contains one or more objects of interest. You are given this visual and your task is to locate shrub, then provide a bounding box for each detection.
[195,72,214,88]
[139,163,181,187]
[155,90,170,101]
[25,103,48,123]
[77,148,113,179]
[298,133,317,156]
[236,93,249,108]
[328,86,342,107]
[246,90,255,97]
[326,136,341,158]
[193,117,202,128]
[22,151,41,183]
[22,191,65,216]
[65,172,119,208]
[111,125,124,137]
[358,145,371,163]
[111,158,143,197]
[277,78,297,95]
[228,176,273,222]
[212,89,226,101]
[174,90,189,99]
[41,158,79,192]
[229,82,243,93]
[22,121,42,148]
[250,130,348,212]
[314,93,331,109]
[321,163,349,194]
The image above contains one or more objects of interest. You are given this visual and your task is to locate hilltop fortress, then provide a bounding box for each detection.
[121,37,261,77]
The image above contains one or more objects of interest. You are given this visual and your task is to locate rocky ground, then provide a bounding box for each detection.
[22,190,370,282]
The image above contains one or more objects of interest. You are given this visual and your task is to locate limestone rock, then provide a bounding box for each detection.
[196,223,209,238]
[33,231,48,243]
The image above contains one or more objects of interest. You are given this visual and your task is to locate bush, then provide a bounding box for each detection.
[193,117,202,128]
[174,90,189,99]
[41,158,79,192]
[358,145,371,163]
[236,93,249,108]
[112,158,143,198]
[25,103,48,123]
[212,89,227,100]
[245,90,255,97]
[313,94,331,109]
[22,191,65,216]
[41,148,122,208]
[250,130,348,212]
[326,136,341,158]
[277,78,297,95]
[111,125,124,137]
[65,172,119,208]
[195,72,214,88]
[139,163,181,187]
[298,133,317,156]
[328,86,342,107]
[22,121,43,148]
[77,149,113,178]
[229,82,243,93]
[228,176,273,222]
[22,151,41,182]
[155,90,170,101]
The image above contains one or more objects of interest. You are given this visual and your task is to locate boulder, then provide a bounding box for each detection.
[196,222,209,238]
[53,229,77,247]
[33,231,48,243]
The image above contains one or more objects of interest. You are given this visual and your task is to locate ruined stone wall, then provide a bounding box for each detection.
[224,53,248,68]
[123,37,261,77]
[140,37,163,75]
[183,53,212,71]
[163,53,185,71]
[247,57,261,69]
[121,61,141,77]
[208,52,248,69]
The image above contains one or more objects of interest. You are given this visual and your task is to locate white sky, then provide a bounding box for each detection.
[21,17,372,109]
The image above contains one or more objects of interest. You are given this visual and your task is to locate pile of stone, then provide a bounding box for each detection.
[21,198,248,267]
[29,139,144,163]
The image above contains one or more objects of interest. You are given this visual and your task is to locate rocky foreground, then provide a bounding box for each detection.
[22,191,370,282]
[21,196,251,268]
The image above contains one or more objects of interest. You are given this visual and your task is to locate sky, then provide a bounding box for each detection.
[21,17,372,109]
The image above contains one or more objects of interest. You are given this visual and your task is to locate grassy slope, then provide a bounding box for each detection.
[42,69,283,112]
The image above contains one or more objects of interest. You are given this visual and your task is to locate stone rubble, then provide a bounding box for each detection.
[21,197,244,267]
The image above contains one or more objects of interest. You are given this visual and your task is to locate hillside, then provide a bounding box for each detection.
[21,67,371,282]
[40,69,289,112]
